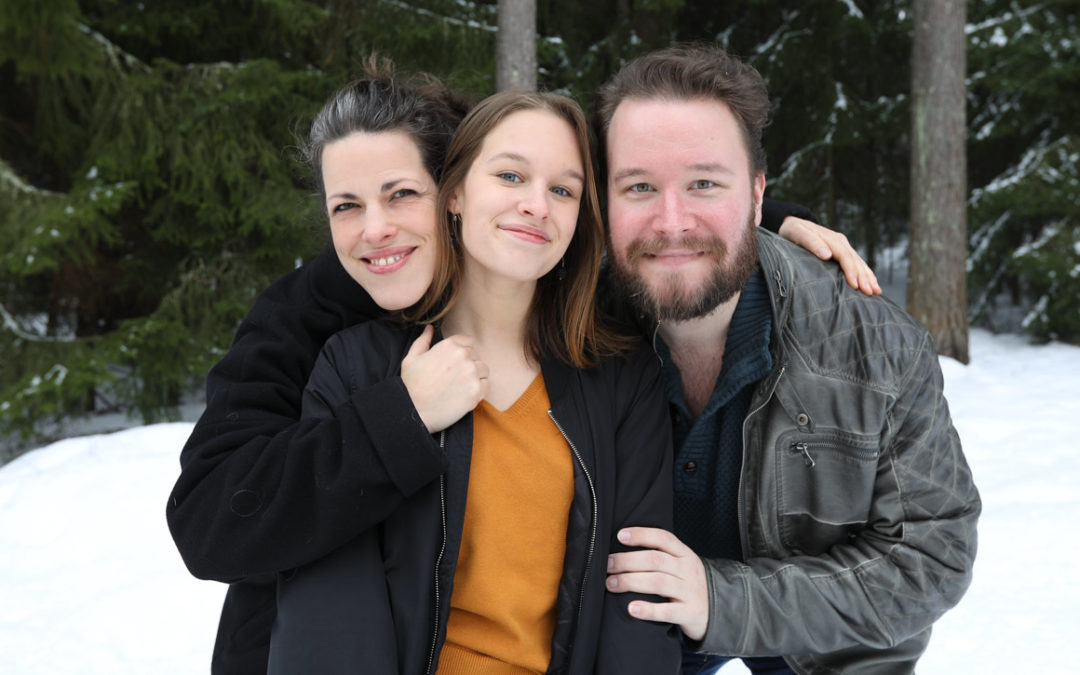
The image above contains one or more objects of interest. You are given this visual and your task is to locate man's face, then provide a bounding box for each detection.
[605,98,766,321]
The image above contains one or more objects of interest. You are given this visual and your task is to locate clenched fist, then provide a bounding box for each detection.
[401,325,489,433]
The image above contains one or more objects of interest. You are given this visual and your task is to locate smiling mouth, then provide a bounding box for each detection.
[641,250,707,264]
[366,252,407,266]
[360,247,415,273]
[499,224,550,244]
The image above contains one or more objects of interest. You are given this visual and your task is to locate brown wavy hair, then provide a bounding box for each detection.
[595,44,771,180]
[406,91,626,368]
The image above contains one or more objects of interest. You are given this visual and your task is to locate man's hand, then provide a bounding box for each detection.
[400,325,488,433]
[605,527,709,641]
[778,216,882,296]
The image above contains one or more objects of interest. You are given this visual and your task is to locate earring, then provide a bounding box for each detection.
[450,213,461,244]
[556,257,567,281]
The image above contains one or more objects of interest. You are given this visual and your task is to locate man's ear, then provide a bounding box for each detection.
[752,173,766,226]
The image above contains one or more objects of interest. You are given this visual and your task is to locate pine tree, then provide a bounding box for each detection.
[966,0,1080,343]
[909,0,968,362]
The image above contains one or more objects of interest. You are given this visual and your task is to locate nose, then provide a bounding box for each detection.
[362,204,397,242]
[518,185,550,221]
[653,190,694,236]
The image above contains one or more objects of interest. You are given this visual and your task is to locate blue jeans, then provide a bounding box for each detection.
[681,651,796,675]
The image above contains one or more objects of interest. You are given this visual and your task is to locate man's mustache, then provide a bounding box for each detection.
[624,236,727,260]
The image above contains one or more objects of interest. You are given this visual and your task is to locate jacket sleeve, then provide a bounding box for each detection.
[167,319,444,582]
[695,331,980,657]
[595,347,682,673]
[760,197,818,233]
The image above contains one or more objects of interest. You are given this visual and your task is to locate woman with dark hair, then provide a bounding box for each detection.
[165,60,484,673]
[272,90,680,673]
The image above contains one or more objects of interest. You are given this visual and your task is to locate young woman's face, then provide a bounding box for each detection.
[322,130,439,311]
[449,110,584,285]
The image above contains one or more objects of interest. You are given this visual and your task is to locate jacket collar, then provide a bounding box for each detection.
[312,245,384,319]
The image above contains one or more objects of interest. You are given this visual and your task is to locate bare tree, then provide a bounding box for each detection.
[909,0,969,363]
[496,0,536,91]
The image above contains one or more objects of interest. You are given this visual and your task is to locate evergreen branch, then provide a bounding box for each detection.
[1013,218,1065,260]
[377,0,564,46]
[771,139,826,189]
[970,210,1011,266]
[0,303,73,343]
[966,3,1046,36]
[380,0,495,32]
[0,158,60,197]
[76,22,152,73]
[970,131,1060,205]
[970,260,1009,320]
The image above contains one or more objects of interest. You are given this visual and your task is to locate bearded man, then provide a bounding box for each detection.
[599,45,981,675]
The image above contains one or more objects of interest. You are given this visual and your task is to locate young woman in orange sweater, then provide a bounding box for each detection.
[271,91,681,673]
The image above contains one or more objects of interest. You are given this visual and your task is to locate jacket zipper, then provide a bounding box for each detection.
[651,320,662,364]
[425,432,448,675]
[737,259,792,557]
[739,364,786,558]
[790,441,816,467]
[547,409,597,637]
[789,439,878,467]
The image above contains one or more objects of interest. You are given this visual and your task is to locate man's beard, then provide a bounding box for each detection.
[610,212,758,322]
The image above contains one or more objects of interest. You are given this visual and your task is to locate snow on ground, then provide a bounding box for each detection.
[1,328,1077,673]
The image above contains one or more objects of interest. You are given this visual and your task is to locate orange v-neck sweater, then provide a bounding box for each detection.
[436,374,573,674]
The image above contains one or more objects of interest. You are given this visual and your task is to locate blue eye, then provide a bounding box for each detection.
[497,172,523,183]
[691,180,715,190]
[332,202,357,213]
[628,183,655,193]
[391,188,417,199]
[550,186,573,197]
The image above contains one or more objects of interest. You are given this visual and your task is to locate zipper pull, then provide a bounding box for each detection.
[774,269,787,298]
[791,441,815,468]
[652,320,664,366]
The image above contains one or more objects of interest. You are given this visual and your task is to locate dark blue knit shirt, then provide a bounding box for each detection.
[657,268,773,561]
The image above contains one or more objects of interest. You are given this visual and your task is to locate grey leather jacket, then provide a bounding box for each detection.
[696,229,980,674]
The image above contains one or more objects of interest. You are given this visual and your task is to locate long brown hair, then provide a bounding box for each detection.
[407,91,625,368]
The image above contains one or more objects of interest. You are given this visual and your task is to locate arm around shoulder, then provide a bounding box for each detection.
[167,325,445,581]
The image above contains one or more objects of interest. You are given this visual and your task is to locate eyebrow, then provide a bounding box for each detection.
[326,178,419,202]
[489,151,585,183]
[611,162,737,183]
[380,178,411,193]
[610,167,648,183]
[689,162,736,175]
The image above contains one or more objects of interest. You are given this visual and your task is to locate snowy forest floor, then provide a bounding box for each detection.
[1,327,1077,673]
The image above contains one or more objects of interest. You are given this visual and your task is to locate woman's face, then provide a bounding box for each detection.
[449,110,584,286]
[322,131,438,311]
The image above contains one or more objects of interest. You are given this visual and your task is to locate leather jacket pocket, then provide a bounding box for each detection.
[776,430,879,555]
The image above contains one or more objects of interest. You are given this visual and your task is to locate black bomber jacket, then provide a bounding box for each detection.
[267,320,680,673]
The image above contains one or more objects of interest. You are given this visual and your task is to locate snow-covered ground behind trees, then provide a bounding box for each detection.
[1,328,1077,673]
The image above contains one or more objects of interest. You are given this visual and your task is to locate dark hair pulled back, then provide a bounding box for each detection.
[302,55,471,207]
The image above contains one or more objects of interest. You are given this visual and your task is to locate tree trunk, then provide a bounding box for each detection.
[908,0,969,363]
[496,0,536,91]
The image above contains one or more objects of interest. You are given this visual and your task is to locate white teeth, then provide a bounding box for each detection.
[368,253,406,267]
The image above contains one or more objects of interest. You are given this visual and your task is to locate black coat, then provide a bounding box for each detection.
[267,320,680,674]
[165,247,433,672]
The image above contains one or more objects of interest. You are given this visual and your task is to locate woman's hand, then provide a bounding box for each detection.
[401,325,488,433]
[779,216,882,296]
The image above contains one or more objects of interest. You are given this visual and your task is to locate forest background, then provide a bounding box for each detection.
[1,0,1077,449]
